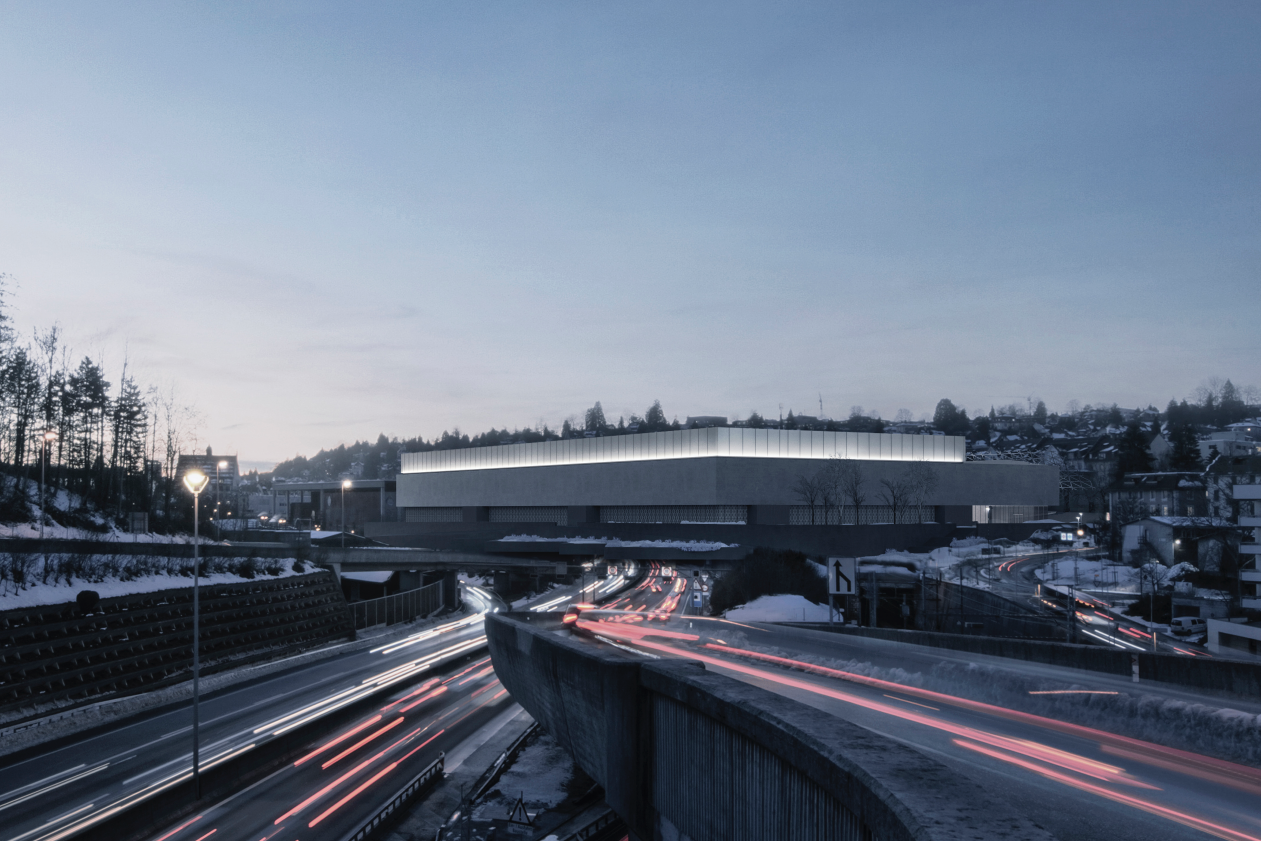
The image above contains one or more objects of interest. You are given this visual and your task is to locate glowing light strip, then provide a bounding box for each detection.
[401,428,965,474]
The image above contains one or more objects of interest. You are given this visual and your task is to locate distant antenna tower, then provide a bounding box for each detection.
[819,393,824,417]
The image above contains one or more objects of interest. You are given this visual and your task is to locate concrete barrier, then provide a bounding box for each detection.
[486,612,1054,841]
[793,624,1261,698]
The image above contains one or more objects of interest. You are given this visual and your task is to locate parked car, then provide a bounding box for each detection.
[1170,616,1206,636]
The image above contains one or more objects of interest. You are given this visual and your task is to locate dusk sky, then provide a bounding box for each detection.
[2,2,1258,470]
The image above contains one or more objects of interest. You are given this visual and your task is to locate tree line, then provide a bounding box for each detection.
[0,277,201,531]
[793,457,940,525]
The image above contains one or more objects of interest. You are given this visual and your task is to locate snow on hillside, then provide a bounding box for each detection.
[725,594,831,623]
[0,564,306,611]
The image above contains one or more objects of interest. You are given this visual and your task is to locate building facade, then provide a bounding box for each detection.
[393,428,1058,529]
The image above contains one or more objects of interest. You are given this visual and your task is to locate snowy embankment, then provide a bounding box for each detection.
[0,556,307,611]
[717,630,1261,769]
[473,730,576,821]
[725,594,831,623]
[498,534,736,552]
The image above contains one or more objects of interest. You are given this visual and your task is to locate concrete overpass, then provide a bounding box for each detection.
[486,611,1053,841]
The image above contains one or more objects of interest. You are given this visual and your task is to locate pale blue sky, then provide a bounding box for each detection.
[2,2,1258,468]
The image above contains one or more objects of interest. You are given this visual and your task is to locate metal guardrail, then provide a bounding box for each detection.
[340,752,445,841]
[349,580,444,630]
[469,722,539,803]
[561,809,620,841]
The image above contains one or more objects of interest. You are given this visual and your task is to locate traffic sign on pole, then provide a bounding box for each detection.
[827,557,856,596]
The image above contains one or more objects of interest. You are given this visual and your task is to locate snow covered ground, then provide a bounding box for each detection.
[497,534,736,552]
[1036,557,1143,591]
[0,560,306,610]
[726,594,832,623]
[473,730,576,822]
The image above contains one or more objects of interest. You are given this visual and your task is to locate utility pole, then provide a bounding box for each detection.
[868,571,878,627]
[1067,584,1076,643]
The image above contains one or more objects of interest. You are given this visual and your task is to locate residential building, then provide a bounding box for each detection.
[1206,455,1261,611]
[1108,472,1207,520]
[1120,516,1239,570]
[1200,430,1261,463]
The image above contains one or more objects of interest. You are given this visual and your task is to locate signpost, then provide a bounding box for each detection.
[827,557,856,627]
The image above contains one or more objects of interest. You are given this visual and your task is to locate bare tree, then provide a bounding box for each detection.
[878,475,912,524]
[793,472,824,524]
[904,462,939,523]
[827,457,866,524]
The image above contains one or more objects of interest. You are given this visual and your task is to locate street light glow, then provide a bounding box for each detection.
[184,469,210,495]
[342,479,352,488]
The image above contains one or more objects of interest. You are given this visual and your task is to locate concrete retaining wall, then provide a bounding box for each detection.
[486,612,1053,841]
[0,571,354,718]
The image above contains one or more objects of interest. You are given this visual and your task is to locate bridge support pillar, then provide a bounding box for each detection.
[442,570,459,611]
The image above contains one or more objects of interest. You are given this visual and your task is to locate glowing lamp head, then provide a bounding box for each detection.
[342,479,352,489]
[217,460,228,469]
[43,430,59,441]
[183,469,209,495]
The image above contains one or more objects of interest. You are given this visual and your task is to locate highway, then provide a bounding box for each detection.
[0,580,541,841]
[122,568,644,841]
[569,584,1261,841]
[986,550,1215,657]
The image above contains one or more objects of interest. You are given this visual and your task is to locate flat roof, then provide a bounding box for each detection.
[401,427,965,475]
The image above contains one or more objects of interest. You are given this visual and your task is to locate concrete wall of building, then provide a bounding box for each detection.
[485,612,1053,841]
[397,456,1058,509]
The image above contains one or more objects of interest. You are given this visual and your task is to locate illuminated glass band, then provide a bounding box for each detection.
[401,428,965,474]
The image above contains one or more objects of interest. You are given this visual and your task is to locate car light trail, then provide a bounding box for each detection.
[577,620,1261,807]
[955,739,1261,841]
[398,685,448,714]
[0,764,109,814]
[321,717,404,770]
[152,816,202,841]
[294,714,383,766]
[307,729,444,829]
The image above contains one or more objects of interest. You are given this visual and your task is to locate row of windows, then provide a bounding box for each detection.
[789,505,937,526]
[599,506,748,524]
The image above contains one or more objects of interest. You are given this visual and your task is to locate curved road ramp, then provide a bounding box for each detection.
[486,612,1055,841]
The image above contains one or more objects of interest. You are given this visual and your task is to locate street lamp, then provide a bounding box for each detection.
[341,479,352,548]
[182,468,210,800]
[39,431,58,541]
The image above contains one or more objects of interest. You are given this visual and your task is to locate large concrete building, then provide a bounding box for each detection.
[387,428,1057,535]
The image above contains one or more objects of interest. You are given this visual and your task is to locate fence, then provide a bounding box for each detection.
[340,753,445,841]
[349,580,444,630]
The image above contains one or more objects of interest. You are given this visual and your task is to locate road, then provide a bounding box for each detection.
[122,567,650,841]
[0,585,505,841]
[972,549,1214,657]
[569,593,1261,841]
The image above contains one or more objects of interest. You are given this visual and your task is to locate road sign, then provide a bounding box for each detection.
[692,591,703,607]
[827,557,856,596]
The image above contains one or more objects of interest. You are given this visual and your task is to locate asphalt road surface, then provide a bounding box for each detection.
[0,585,502,841]
[570,590,1261,841]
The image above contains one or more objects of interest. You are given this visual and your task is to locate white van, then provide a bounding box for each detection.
[1170,617,1206,636]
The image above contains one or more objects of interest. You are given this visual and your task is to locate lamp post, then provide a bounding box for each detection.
[183,468,210,800]
[39,431,58,541]
[341,479,352,549]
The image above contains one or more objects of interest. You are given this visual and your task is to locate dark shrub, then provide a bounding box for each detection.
[709,547,827,615]
[77,589,100,615]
